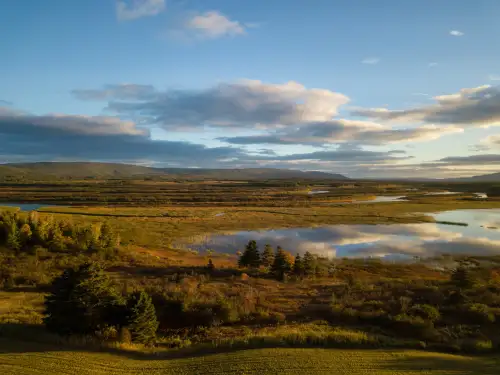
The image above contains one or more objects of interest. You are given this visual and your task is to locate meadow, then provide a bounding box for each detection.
[2,340,499,375]
[2,178,500,373]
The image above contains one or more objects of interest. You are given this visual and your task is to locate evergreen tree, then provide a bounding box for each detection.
[238,240,261,268]
[125,291,158,345]
[261,244,275,268]
[43,262,124,335]
[207,258,215,271]
[303,251,317,276]
[270,246,292,280]
[451,265,476,289]
[293,254,304,276]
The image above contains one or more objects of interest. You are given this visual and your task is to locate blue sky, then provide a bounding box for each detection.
[1,0,500,178]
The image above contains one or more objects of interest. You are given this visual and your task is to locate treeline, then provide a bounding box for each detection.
[238,240,329,280]
[0,210,120,254]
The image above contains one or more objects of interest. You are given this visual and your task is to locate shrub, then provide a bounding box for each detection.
[409,304,440,322]
[460,339,493,354]
[461,303,495,324]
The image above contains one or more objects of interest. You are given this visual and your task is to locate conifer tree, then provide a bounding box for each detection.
[271,246,292,280]
[303,251,317,276]
[207,258,215,271]
[43,262,124,335]
[125,291,158,345]
[261,244,275,268]
[238,240,261,268]
[293,254,304,276]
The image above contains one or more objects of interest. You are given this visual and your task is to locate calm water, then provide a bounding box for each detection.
[182,209,500,259]
[308,190,329,195]
[0,203,54,211]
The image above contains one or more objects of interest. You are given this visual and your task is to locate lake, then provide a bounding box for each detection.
[0,203,55,211]
[181,209,500,259]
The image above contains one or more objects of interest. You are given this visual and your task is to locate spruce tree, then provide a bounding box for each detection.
[271,246,292,280]
[303,251,317,276]
[293,254,304,276]
[261,244,275,268]
[451,265,475,289]
[125,291,158,345]
[238,240,261,268]
[207,258,215,271]
[44,262,124,335]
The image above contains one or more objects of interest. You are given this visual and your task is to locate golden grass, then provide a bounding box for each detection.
[0,339,498,375]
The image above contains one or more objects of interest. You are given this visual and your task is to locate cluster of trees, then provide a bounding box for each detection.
[0,210,120,254]
[44,262,158,345]
[238,240,320,280]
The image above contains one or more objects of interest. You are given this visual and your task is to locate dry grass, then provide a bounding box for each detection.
[0,339,499,375]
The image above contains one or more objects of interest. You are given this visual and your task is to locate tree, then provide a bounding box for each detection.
[6,222,20,251]
[238,240,261,268]
[48,226,66,252]
[293,254,304,277]
[43,262,124,336]
[451,264,476,289]
[19,223,32,247]
[270,246,292,280]
[125,291,158,345]
[303,251,317,276]
[207,258,215,272]
[261,244,275,268]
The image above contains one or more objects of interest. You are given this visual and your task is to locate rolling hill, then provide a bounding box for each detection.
[1,339,497,375]
[0,162,348,181]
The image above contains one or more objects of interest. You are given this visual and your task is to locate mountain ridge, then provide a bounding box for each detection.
[0,162,348,181]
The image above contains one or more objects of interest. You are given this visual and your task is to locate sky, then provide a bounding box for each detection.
[1,0,500,178]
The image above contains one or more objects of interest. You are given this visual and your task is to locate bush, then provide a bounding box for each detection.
[409,304,440,322]
[461,303,495,324]
[460,339,493,354]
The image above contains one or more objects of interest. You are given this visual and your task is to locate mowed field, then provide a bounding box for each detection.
[1,340,499,375]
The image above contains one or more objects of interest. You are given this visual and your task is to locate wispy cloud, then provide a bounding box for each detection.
[428,62,438,68]
[180,11,246,40]
[116,0,165,21]
[489,74,500,81]
[361,57,380,65]
[449,30,464,36]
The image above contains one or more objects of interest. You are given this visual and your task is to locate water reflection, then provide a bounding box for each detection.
[308,190,329,195]
[0,203,54,211]
[182,209,500,259]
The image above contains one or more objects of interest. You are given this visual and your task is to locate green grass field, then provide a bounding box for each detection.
[0,339,498,375]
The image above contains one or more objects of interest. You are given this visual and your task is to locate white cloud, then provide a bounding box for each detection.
[489,75,500,81]
[76,80,350,130]
[352,85,500,128]
[449,30,464,36]
[183,11,246,39]
[428,62,438,67]
[362,57,380,64]
[220,122,462,146]
[116,0,165,21]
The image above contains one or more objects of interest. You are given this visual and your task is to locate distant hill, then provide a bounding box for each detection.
[0,162,348,181]
[456,172,500,182]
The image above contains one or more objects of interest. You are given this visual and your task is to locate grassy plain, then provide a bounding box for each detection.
[26,198,500,250]
[1,340,499,375]
[2,179,500,373]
